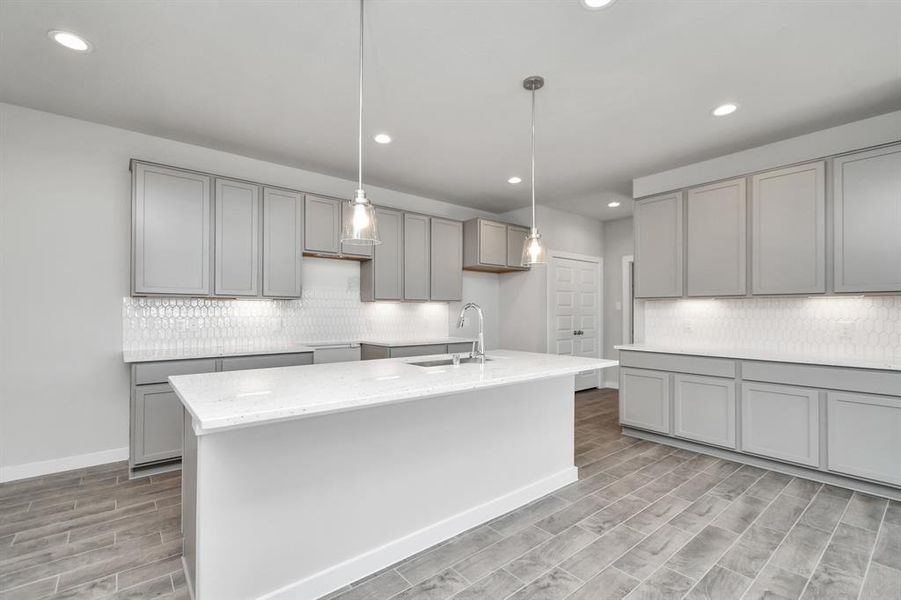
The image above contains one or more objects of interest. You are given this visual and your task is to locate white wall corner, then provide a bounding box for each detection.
[0,447,129,483]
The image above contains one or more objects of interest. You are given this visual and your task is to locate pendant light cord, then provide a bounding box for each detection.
[530,87,536,230]
[357,0,364,193]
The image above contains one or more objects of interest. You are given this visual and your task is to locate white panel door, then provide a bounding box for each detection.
[551,256,601,391]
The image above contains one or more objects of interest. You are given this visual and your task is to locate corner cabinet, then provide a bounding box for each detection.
[833,144,901,293]
[686,178,747,297]
[132,162,212,295]
[430,218,463,301]
[634,193,683,298]
[361,207,404,301]
[302,195,372,259]
[751,162,825,295]
[262,188,303,298]
[463,218,531,273]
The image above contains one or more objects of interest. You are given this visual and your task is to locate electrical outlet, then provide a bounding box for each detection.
[838,320,855,343]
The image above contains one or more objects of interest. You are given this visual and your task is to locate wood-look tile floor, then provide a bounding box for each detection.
[2,389,899,599]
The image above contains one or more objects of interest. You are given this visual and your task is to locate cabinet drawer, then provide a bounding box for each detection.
[220,353,313,371]
[619,351,735,378]
[827,391,901,486]
[674,374,736,449]
[742,360,901,397]
[448,342,475,354]
[313,347,361,364]
[741,382,819,467]
[619,368,670,434]
[134,359,218,385]
[389,344,447,358]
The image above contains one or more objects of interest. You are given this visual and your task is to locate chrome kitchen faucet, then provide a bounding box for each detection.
[456,302,486,363]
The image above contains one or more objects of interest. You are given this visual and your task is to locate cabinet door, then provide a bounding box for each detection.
[751,162,825,295]
[673,374,736,448]
[133,383,184,465]
[340,201,374,258]
[506,226,530,269]
[214,179,260,297]
[741,382,819,467]
[619,368,670,434]
[834,144,901,292]
[430,218,463,301]
[827,391,901,486]
[133,163,211,295]
[303,195,340,255]
[262,188,303,298]
[634,193,683,298]
[371,207,404,300]
[687,178,747,296]
[479,220,507,266]
[404,213,431,300]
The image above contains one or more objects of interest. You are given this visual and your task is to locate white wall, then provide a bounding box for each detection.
[601,218,633,387]
[0,103,502,480]
[497,206,604,353]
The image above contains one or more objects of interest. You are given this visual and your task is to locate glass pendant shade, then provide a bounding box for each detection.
[341,190,381,245]
[521,228,547,265]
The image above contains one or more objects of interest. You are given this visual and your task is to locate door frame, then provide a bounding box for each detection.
[545,250,604,389]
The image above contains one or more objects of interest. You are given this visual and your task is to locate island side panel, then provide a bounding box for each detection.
[191,375,576,600]
[181,411,198,598]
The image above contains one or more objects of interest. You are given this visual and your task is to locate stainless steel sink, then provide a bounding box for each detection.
[409,357,492,367]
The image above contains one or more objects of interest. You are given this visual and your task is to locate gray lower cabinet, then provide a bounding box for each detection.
[634,192,683,298]
[673,374,736,449]
[740,382,820,467]
[361,207,404,301]
[214,178,260,297]
[303,195,340,255]
[430,218,463,301]
[132,383,186,465]
[132,162,211,295]
[751,162,825,295]
[220,352,313,371]
[827,391,901,486]
[262,188,303,298]
[686,178,747,296]
[506,225,530,270]
[833,144,901,293]
[619,368,670,434]
[403,213,431,300]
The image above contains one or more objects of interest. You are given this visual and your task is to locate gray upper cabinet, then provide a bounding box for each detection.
[506,225,529,270]
[403,213,431,300]
[262,188,303,298]
[751,162,825,295]
[686,178,747,297]
[833,144,901,293]
[133,162,211,296]
[340,202,374,258]
[479,220,507,266]
[430,218,463,301]
[214,178,260,297]
[634,192,683,298]
[303,195,340,255]
[362,207,404,301]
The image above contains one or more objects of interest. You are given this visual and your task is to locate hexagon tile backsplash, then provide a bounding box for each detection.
[641,295,901,360]
[122,290,449,355]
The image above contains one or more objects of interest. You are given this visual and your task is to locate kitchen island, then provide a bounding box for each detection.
[169,349,617,600]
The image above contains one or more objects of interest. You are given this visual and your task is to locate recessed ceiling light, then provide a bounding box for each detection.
[581,0,616,9]
[48,30,92,52]
[712,103,739,117]
[507,176,522,184]
[373,133,392,144]
[607,201,621,208]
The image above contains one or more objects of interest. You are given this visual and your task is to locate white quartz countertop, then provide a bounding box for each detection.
[615,344,901,372]
[358,337,476,347]
[123,343,317,363]
[169,350,618,435]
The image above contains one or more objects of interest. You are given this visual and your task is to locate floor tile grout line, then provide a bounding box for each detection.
[794,489,857,599]
[744,484,838,600]
[853,498,890,600]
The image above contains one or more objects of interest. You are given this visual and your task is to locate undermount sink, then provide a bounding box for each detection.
[409,357,492,368]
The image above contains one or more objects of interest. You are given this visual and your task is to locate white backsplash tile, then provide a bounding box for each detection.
[640,295,901,360]
[123,289,449,355]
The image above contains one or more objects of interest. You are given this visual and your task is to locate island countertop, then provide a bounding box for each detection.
[169,350,618,435]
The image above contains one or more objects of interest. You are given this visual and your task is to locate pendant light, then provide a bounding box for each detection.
[340,0,381,245]
[521,75,547,265]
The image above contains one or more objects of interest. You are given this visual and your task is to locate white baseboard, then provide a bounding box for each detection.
[260,466,578,600]
[0,447,129,483]
[602,380,619,390]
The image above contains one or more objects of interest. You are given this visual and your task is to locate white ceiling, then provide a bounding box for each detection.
[1,1,899,220]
